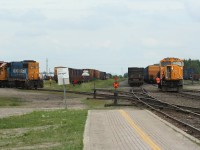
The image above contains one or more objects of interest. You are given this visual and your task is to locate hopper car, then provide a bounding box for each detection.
[0,60,43,89]
[159,57,184,92]
[128,67,144,86]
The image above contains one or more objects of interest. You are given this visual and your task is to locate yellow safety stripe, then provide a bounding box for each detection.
[119,110,162,150]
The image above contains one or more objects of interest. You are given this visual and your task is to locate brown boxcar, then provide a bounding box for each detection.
[94,70,100,79]
[99,71,106,80]
[54,67,83,84]
[82,69,95,82]
[69,68,83,84]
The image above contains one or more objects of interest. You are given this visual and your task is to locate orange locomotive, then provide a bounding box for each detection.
[158,57,184,92]
[0,61,8,87]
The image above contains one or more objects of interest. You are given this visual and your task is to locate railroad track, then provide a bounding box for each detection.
[130,88,200,139]
[97,87,200,139]
[35,88,200,139]
[177,91,200,100]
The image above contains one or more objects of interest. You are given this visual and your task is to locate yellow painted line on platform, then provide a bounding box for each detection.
[119,110,162,150]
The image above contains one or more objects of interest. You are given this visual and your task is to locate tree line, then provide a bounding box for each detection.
[184,59,200,74]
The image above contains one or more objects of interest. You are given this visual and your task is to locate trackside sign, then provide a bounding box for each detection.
[57,68,70,85]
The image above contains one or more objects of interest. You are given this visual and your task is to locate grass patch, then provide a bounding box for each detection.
[44,78,125,92]
[0,97,25,107]
[82,99,113,109]
[0,109,87,150]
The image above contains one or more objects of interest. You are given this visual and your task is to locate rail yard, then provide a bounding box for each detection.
[1,0,200,149]
[0,78,200,149]
[0,57,200,149]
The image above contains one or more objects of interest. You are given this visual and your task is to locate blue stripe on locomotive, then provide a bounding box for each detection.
[7,62,28,80]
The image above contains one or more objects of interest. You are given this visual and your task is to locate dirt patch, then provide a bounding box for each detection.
[6,142,61,150]
[0,125,60,138]
[0,88,88,118]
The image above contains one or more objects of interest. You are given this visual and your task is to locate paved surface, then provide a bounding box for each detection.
[84,109,200,150]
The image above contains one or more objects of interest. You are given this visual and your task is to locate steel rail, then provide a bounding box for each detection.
[131,89,200,136]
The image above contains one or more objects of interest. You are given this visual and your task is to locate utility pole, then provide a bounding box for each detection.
[46,58,48,76]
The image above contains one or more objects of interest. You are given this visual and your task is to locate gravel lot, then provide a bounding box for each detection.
[143,84,200,108]
[0,88,87,118]
[1,81,200,118]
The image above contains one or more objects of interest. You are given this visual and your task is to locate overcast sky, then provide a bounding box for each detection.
[0,0,200,75]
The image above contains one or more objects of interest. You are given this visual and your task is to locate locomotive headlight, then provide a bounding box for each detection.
[171,66,173,70]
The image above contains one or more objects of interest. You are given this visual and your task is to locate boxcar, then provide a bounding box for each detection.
[128,67,144,86]
[100,71,106,80]
[106,73,112,79]
[82,69,95,82]
[94,70,100,79]
[69,68,83,84]
[144,65,159,83]
[54,67,83,84]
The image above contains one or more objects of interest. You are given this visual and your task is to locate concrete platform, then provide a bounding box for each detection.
[83,109,200,150]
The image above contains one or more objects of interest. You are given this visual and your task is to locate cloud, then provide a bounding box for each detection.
[142,38,159,47]
[0,9,46,23]
[127,1,184,13]
[185,0,200,21]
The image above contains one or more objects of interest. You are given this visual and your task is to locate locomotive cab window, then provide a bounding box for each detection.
[172,61,184,66]
[161,61,171,66]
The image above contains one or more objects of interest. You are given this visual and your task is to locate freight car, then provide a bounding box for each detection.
[106,73,112,79]
[99,71,106,80]
[54,67,107,85]
[128,67,144,86]
[183,67,193,80]
[159,57,184,92]
[0,60,43,89]
[82,69,95,82]
[82,69,106,81]
[54,67,83,84]
[192,74,200,81]
[69,68,84,84]
[144,65,159,83]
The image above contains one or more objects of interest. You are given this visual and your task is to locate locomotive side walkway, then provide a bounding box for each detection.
[83,109,200,150]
